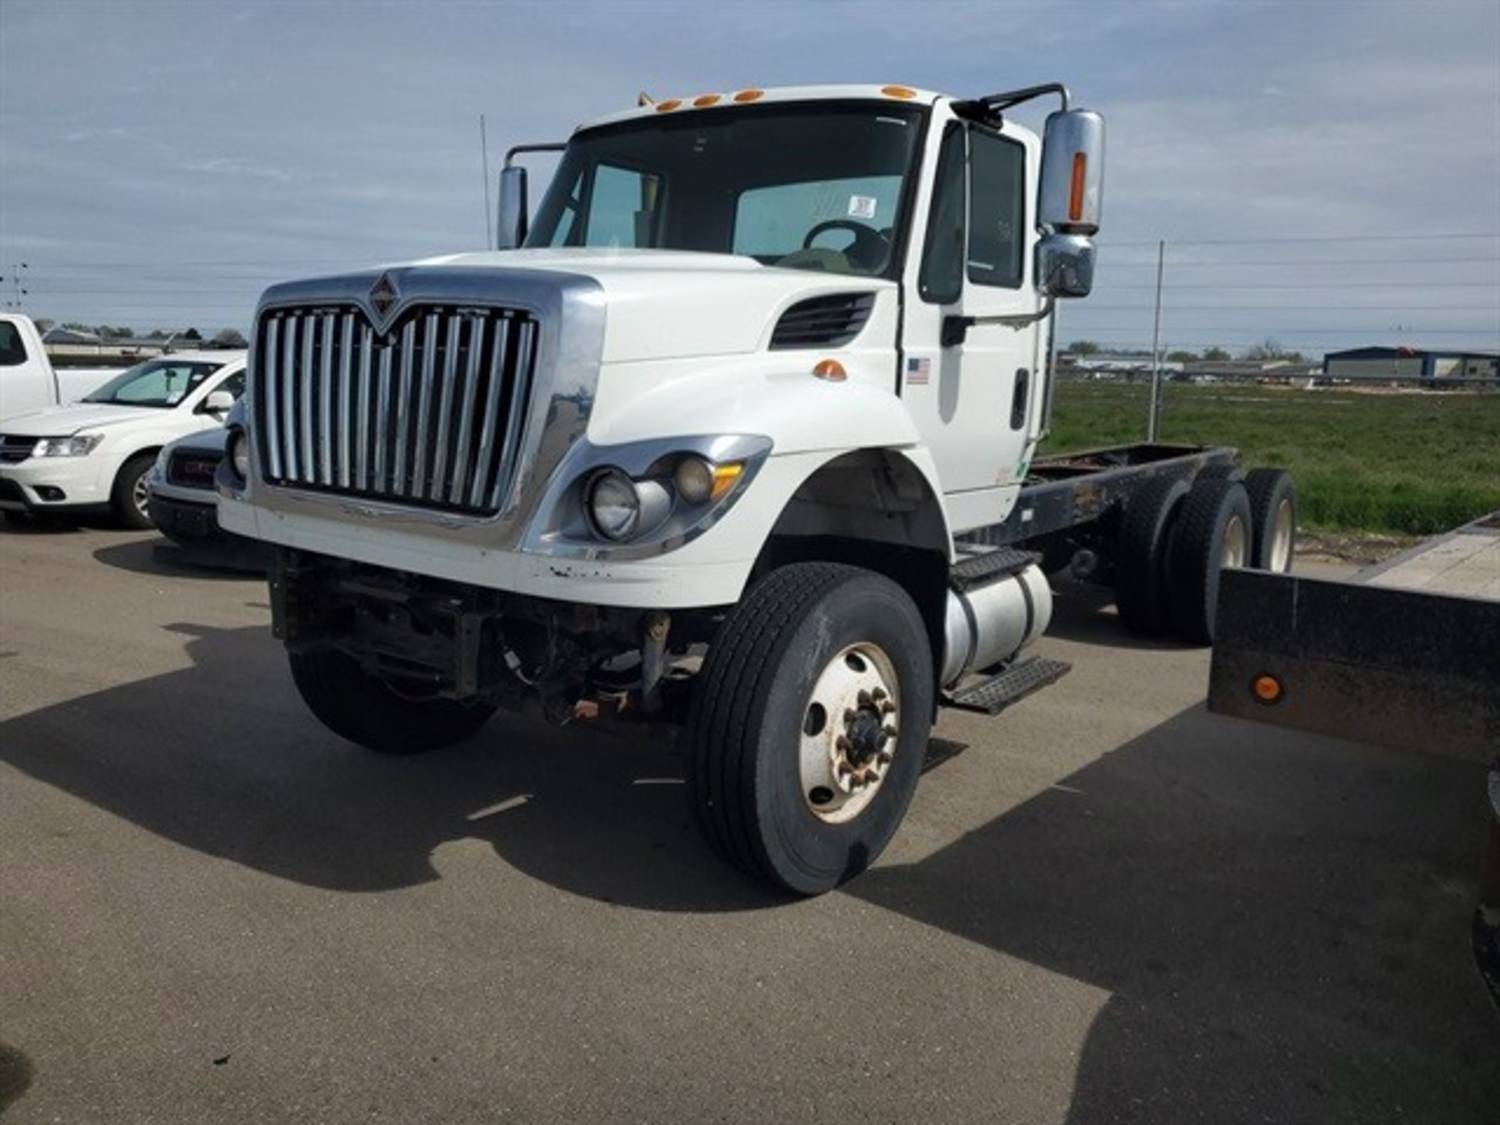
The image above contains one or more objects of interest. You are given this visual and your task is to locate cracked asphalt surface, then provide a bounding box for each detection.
[1,523,1494,1123]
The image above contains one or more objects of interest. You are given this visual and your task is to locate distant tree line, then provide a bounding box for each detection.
[1065,338,1304,364]
[37,320,247,348]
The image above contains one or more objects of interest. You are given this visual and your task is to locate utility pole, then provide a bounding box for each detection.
[1147,240,1165,441]
[480,115,493,249]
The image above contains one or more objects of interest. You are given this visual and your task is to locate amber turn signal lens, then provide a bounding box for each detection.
[710,463,743,501]
[732,89,764,103]
[1252,674,1283,704]
[812,359,847,382]
[655,99,682,113]
[881,85,918,99]
[693,94,721,108]
[1069,152,1087,222]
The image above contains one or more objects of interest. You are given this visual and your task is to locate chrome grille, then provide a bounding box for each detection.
[254,304,539,516]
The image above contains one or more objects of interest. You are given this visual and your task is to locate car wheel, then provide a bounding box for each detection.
[110,452,157,530]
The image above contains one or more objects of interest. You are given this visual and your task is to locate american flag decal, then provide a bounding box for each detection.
[906,356,931,385]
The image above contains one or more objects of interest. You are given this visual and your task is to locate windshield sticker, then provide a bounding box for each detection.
[847,195,878,220]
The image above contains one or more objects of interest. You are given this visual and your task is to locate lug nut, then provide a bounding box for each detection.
[871,687,887,702]
[844,708,857,724]
[880,700,896,715]
[835,735,851,752]
[876,751,892,765]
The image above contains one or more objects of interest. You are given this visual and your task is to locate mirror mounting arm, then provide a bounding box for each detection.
[942,298,1055,348]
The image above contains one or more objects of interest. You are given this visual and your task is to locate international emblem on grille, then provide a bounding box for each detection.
[369,272,398,316]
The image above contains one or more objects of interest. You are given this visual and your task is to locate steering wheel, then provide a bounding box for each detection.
[802,219,889,271]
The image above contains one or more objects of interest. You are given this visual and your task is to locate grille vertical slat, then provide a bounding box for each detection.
[263,317,282,480]
[393,321,415,495]
[299,318,315,481]
[280,315,299,479]
[448,314,485,504]
[411,313,439,497]
[429,314,462,501]
[375,331,394,489]
[469,317,511,508]
[355,324,372,491]
[318,312,334,485]
[256,301,537,517]
[337,314,354,489]
[492,318,537,510]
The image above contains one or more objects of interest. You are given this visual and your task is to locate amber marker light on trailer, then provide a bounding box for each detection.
[812,359,847,382]
[1252,674,1284,705]
[1069,152,1088,223]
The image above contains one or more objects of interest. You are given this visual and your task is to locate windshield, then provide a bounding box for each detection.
[83,359,224,409]
[527,102,926,278]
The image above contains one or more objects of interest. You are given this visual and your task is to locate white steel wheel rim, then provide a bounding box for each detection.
[1222,514,1248,569]
[799,642,899,825]
[132,473,150,516]
[1270,498,1294,571]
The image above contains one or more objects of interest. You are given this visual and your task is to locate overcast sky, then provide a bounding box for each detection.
[1,0,1497,355]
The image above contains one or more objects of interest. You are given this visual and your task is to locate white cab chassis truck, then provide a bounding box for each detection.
[218,84,1296,893]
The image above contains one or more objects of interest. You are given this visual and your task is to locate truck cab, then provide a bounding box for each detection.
[219,83,1115,893]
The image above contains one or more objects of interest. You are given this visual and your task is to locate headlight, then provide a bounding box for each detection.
[229,430,251,480]
[673,456,714,504]
[586,469,640,540]
[32,434,103,458]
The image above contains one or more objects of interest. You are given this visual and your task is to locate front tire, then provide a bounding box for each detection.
[111,452,156,529]
[688,563,934,895]
[288,647,497,754]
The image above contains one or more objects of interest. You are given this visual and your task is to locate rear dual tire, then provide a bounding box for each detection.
[1115,468,1293,645]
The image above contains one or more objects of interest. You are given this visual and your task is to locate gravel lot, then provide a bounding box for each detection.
[1,523,1494,1123]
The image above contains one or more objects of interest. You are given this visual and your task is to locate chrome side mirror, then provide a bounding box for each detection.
[1037,233,1096,298]
[497,165,528,250]
[1038,109,1104,234]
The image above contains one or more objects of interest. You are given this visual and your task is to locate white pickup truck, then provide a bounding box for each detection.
[217,83,1296,893]
[0,313,120,420]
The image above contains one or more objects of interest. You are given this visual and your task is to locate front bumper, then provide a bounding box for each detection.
[218,448,833,609]
[147,491,224,542]
[0,457,113,511]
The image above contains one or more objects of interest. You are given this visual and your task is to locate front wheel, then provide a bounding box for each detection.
[288,647,497,754]
[688,563,934,895]
[111,452,157,529]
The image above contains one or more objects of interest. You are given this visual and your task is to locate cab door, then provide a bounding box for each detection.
[901,115,1042,533]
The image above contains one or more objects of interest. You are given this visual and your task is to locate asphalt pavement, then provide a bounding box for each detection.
[1,523,1494,1123]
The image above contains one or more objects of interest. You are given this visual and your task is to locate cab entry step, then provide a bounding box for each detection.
[950,546,1042,591]
[944,656,1071,715]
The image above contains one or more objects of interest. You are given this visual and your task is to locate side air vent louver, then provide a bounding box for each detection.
[770,292,876,350]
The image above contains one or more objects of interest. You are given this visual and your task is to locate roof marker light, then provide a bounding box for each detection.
[733,89,765,103]
[881,85,918,100]
[655,99,682,113]
[693,94,721,108]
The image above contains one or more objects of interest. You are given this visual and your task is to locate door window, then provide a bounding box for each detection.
[968,131,1026,288]
[0,321,27,367]
[918,125,966,304]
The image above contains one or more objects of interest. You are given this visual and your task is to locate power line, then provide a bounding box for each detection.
[1103,232,1500,247]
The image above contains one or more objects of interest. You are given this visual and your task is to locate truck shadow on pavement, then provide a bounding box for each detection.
[3,622,1495,1120]
[851,704,1500,1123]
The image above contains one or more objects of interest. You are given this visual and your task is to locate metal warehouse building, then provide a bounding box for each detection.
[1322,346,1498,380]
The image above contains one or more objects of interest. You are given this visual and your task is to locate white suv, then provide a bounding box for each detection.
[0,350,246,527]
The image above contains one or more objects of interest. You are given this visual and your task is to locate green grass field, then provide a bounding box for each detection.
[1040,380,1500,536]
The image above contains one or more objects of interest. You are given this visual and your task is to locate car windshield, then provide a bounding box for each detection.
[82,359,223,409]
[527,102,926,278]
